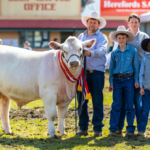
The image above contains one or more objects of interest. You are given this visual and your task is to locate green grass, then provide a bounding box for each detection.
[0,72,150,150]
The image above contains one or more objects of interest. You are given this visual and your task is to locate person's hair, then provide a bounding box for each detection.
[128,14,140,23]
[115,33,129,38]
[87,18,100,24]
[54,38,58,42]
[24,41,30,46]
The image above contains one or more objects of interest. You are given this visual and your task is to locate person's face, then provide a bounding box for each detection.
[24,43,28,48]
[128,17,140,31]
[116,34,129,47]
[147,42,150,52]
[86,19,100,33]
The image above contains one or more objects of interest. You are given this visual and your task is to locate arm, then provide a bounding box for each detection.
[139,56,146,89]
[90,35,108,58]
[109,52,115,86]
[112,42,118,51]
[145,34,149,39]
[133,49,140,86]
[105,42,118,69]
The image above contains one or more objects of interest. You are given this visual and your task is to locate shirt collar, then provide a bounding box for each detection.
[84,28,100,36]
[145,52,150,57]
[116,44,130,52]
[127,28,139,36]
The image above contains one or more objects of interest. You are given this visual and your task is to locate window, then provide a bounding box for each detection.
[20,31,25,47]
[19,31,50,49]
[61,32,73,43]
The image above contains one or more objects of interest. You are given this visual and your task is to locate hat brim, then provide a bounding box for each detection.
[141,38,150,51]
[81,16,106,29]
[109,31,135,42]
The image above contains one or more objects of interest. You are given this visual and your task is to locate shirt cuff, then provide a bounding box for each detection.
[110,81,113,86]
[140,84,143,88]
[90,51,100,58]
[90,51,95,57]
[134,79,139,84]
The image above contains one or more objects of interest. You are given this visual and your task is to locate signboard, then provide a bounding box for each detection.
[1,0,80,17]
[101,0,150,16]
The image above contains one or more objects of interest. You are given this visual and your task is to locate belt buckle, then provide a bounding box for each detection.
[90,70,93,73]
[118,75,123,79]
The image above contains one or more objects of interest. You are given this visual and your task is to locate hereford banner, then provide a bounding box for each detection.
[101,0,150,16]
[1,0,80,17]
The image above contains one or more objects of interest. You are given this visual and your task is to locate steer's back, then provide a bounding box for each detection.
[0,45,54,102]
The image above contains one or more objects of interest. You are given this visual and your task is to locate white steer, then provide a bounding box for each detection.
[0,36,95,138]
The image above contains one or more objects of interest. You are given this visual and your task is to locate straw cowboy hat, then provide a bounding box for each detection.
[141,38,150,51]
[81,11,106,29]
[109,26,135,42]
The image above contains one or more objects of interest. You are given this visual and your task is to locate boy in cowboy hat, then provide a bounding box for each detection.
[109,26,139,137]
[77,11,108,137]
[138,38,150,136]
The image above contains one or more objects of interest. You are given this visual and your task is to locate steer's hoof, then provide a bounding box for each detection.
[60,132,66,136]
[53,135,58,139]
[5,131,13,135]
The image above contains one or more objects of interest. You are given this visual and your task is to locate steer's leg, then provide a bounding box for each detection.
[0,93,11,134]
[57,104,69,136]
[42,94,57,138]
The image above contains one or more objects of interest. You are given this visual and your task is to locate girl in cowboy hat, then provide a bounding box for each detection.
[138,38,150,137]
[109,26,139,137]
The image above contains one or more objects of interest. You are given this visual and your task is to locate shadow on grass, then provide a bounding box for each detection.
[0,133,150,149]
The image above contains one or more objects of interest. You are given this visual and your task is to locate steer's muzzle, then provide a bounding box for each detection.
[70,61,79,68]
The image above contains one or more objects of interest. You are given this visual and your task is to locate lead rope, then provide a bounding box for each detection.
[74,27,78,135]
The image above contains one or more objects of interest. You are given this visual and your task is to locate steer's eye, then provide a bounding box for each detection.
[79,48,82,51]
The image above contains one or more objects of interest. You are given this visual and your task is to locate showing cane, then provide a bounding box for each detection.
[73,27,78,135]
[79,50,86,115]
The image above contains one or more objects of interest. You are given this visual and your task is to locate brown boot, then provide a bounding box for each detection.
[115,130,122,134]
[137,131,145,137]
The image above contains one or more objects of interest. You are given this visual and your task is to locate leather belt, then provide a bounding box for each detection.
[86,70,100,74]
[113,73,133,79]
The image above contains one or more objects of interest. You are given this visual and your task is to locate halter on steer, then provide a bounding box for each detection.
[62,52,83,63]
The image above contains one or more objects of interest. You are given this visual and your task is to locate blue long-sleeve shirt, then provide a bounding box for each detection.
[109,44,139,85]
[78,29,108,72]
[139,53,150,88]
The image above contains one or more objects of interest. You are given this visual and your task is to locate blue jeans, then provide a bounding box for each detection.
[77,71,104,131]
[109,76,135,132]
[138,90,150,132]
[117,88,141,131]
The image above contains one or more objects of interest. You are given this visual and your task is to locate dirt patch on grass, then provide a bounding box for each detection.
[9,105,110,120]
[9,107,46,120]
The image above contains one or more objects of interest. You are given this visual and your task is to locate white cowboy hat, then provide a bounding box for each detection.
[81,11,106,29]
[109,26,135,42]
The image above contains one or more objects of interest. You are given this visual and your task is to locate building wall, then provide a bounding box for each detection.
[50,32,61,43]
[0,31,18,39]
[0,0,1,16]
[102,31,112,51]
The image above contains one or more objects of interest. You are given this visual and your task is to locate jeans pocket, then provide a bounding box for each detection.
[94,71,104,77]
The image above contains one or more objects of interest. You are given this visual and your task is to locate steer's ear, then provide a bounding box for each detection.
[82,39,95,49]
[49,42,63,50]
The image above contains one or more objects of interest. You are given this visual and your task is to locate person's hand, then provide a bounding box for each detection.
[84,50,91,56]
[134,83,140,89]
[109,86,113,92]
[140,88,145,95]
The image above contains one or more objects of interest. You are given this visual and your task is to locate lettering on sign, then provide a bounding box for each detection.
[2,0,78,16]
[24,3,56,10]
[101,0,150,16]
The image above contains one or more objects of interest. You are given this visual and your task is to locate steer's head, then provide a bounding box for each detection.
[49,36,95,69]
